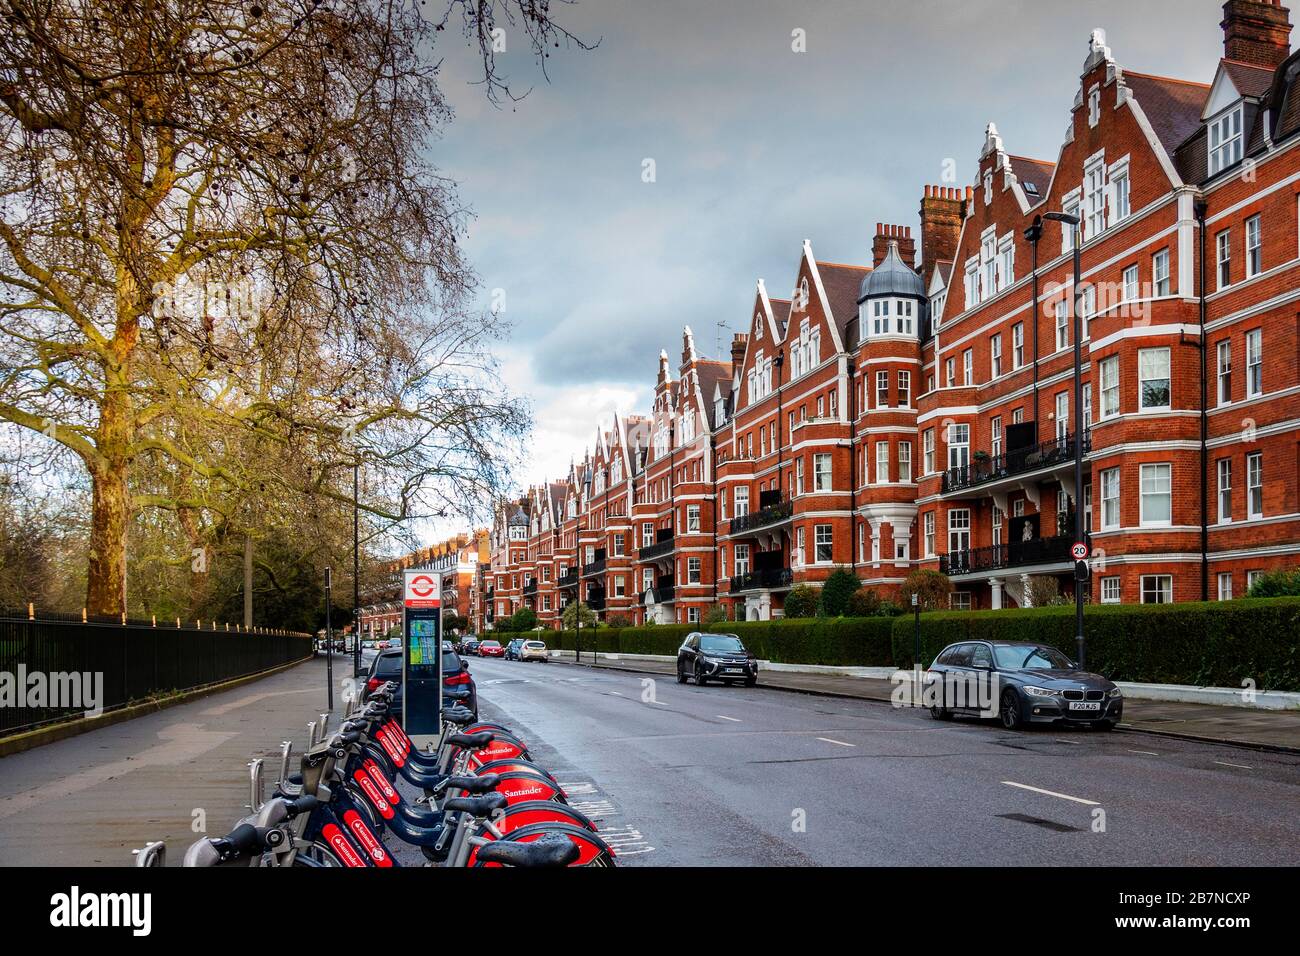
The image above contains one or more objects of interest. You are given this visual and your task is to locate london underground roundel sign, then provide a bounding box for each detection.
[403,571,441,609]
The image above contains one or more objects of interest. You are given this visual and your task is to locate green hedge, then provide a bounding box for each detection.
[489,599,1300,691]
[889,597,1300,691]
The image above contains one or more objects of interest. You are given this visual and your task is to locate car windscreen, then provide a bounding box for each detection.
[700,635,744,652]
[481,641,500,648]
[993,645,1073,670]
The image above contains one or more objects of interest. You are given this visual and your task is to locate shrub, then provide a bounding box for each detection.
[899,568,953,611]
[605,612,632,628]
[888,597,1300,690]
[846,587,881,617]
[876,600,904,617]
[560,601,597,629]
[1247,567,1300,598]
[783,584,819,619]
[709,617,893,666]
[818,567,861,617]
[501,607,537,632]
[702,603,730,625]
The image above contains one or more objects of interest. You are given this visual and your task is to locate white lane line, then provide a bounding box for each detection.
[715,715,742,722]
[645,699,669,707]
[1214,760,1253,770]
[607,691,623,696]
[1001,780,1100,806]
[1127,749,1160,756]
[816,737,855,747]
[1053,738,1080,745]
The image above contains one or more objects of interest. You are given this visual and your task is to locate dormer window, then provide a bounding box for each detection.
[1208,106,1243,176]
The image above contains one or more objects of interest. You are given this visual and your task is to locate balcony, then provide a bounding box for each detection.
[557,568,579,589]
[638,535,675,561]
[586,594,606,611]
[729,495,793,535]
[522,579,538,596]
[729,567,793,592]
[581,557,606,578]
[939,534,1079,576]
[941,432,1090,496]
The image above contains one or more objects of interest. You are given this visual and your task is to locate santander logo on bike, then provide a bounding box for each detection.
[342,810,392,867]
[321,823,366,867]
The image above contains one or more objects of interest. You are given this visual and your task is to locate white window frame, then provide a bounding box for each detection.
[1216,340,1232,406]
[813,453,832,492]
[1100,468,1120,530]
[1245,329,1262,398]
[1137,347,1171,411]
[1208,105,1243,177]
[1217,458,1232,523]
[1140,574,1173,605]
[1101,577,1121,604]
[1139,463,1172,527]
[1099,355,1119,420]
[1247,452,1263,519]
[1245,215,1261,279]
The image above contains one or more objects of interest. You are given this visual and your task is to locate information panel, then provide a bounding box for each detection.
[402,569,442,748]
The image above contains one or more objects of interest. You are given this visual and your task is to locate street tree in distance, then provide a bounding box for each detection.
[900,569,954,611]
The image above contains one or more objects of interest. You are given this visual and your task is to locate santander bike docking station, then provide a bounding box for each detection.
[402,569,443,749]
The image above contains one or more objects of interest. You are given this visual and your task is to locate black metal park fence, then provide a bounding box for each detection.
[0,609,313,738]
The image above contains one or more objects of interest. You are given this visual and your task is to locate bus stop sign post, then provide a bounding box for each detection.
[402,569,443,751]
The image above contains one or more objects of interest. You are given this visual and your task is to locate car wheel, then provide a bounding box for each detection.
[744,677,757,687]
[675,662,687,684]
[693,663,708,686]
[929,705,952,721]
[999,689,1022,730]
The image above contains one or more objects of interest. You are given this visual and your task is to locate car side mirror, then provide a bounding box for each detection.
[461,661,469,671]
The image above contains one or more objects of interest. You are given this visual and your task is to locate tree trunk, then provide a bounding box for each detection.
[244,535,253,628]
[86,462,129,616]
[86,377,133,616]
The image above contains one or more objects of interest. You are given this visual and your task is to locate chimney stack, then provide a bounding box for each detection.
[1222,0,1292,69]
[730,332,749,370]
[919,185,966,286]
[872,223,917,269]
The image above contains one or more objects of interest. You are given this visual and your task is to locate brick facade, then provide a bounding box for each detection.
[487,3,1300,627]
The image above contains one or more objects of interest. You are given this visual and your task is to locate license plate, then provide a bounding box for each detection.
[725,667,743,673]
[1068,701,1100,712]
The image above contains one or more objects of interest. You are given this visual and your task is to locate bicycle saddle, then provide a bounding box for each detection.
[443,707,476,726]
[477,833,579,868]
[444,688,472,702]
[443,773,501,795]
[446,731,493,749]
[443,793,508,818]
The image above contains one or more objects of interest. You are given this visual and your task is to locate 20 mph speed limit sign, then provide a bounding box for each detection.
[1071,542,1090,561]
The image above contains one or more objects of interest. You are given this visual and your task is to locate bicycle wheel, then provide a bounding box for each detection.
[472,822,616,867]
[292,840,344,867]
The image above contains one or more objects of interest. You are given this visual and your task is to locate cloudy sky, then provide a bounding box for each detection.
[433,0,1227,500]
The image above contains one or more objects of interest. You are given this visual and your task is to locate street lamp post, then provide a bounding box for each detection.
[324,566,334,711]
[911,591,921,705]
[575,465,592,664]
[353,459,361,680]
[1042,211,1088,669]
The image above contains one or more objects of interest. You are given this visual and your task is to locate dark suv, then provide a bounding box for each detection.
[924,640,1121,730]
[676,632,758,686]
[364,644,478,718]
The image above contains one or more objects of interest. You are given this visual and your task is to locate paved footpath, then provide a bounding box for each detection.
[0,657,345,866]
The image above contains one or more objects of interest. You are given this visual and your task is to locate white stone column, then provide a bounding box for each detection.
[1020,573,1033,608]
[990,577,1004,610]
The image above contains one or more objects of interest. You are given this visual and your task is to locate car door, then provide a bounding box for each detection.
[967,642,996,714]
[680,633,698,671]
[942,643,974,711]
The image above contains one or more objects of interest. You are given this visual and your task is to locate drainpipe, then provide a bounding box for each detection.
[848,356,858,573]
[1196,199,1209,602]
[1023,216,1044,423]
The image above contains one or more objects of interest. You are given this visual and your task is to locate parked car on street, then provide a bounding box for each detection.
[520,639,549,662]
[478,639,505,658]
[504,638,524,660]
[924,640,1122,731]
[461,638,480,656]
[363,645,478,718]
[676,632,758,686]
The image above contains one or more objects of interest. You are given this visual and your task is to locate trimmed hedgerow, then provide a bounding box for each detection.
[889,597,1300,691]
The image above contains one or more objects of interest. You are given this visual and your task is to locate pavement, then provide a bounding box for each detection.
[468,655,1300,865]
[0,655,350,866]
[547,652,1300,753]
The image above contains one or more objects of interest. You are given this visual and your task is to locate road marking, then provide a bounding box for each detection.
[1053,738,1080,745]
[607,691,623,696]
[715,715,741,722]
[645,699,669,707]
[816,737,855,747]
[1127,749,1160,756]
[1214,760,1253,770]
[1001,781,1100,806]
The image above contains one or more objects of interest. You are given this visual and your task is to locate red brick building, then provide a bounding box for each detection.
[488,2,1300,627]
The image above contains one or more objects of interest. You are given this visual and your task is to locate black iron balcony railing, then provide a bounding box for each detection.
[581,557,606,577]
[942,431,1091,495]
[558,568,579,588]
[586,594,606,611]
[522,579,538,595]
[638,536,675,561]
[729,567,794,592]
[728,495,793,535]
[939,534,1080,576]
[642,582,675,603]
